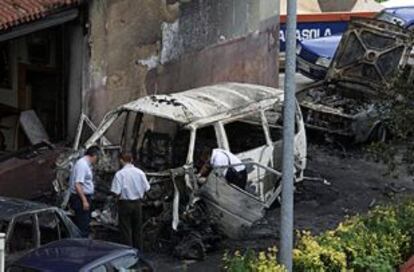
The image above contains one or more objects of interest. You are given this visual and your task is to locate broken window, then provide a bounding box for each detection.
[78,121,96,149]
[37,211,70,245]
[8,214,36,254]
[172,128,190,167]
[265,110,284,143]
[194,125,218,170]
[120,112,142,152]
[139,130,173,171]
[134,115,180,171]
[224,118,267,154]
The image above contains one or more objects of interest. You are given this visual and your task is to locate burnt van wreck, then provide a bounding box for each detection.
[55,83,307,258]
[297,18,414,143]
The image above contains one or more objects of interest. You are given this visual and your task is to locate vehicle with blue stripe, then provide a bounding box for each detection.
[279,0,382,67]
[297,6,414,80]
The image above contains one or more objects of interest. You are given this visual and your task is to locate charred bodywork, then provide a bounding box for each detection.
[0,197,81,264]
[297,18,414,142]
[55,83,307,256]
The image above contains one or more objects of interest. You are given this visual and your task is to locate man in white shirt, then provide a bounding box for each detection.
[200,148,247,189]
[111,152,150,249]
[69,146,99,237]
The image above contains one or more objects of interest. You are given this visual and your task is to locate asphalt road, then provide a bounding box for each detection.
[158,144,414,272]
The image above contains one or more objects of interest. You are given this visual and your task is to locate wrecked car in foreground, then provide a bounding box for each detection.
[0,197,81,264]
[297,18,413,142]
[55,83,307,256]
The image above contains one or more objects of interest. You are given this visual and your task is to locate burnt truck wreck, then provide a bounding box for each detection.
[297,18,414,142]
[55,83,307,256]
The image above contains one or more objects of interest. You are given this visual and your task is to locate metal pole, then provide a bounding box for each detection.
[279,0,297,270]
[0,233,5,272]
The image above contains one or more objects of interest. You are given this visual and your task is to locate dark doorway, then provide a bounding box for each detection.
[27,69,65,141]
[17,26,69,143]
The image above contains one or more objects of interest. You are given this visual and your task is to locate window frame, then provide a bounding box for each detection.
[220,111,272,154]
[35,210,70,246]
[6,213,37,254]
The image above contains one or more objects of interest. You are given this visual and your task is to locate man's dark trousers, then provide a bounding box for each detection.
[70,194,92,238]
[118,199,143,249]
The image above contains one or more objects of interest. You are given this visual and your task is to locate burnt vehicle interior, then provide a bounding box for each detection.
[76,108,286,192]
[4,210,74,263]
[297,18,413,142]
[81,111,288,199]
[57,84,307,258]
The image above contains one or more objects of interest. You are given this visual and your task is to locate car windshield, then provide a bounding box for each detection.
[83,110,192,172]
[376,11,406,26]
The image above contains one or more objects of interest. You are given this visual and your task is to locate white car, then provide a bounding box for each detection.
[56,83,307,245]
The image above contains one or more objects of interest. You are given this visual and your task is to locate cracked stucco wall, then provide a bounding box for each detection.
[86,0,180,125]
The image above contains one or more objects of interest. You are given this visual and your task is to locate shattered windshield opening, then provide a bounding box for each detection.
[225,115,267,154]
[137,114,190,172]
[88,110,192,173]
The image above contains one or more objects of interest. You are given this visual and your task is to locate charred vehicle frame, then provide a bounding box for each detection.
[0,197,81,265]
[55,83,307,257]
[297,18,414,143]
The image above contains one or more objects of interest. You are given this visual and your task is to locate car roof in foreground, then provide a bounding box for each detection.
[0,197,51,221]
[13,239,136,272]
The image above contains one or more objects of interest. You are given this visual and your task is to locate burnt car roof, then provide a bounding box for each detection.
[326,17,413,92]
[13,239,137,272]
[119,82,282,124]
[0,197,52,221]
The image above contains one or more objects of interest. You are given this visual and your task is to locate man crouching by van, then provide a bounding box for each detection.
[200,148,247,189]
[111,152,150,249]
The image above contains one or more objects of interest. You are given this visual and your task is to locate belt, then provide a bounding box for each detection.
[71,193,93,197]
[119,199,142,203]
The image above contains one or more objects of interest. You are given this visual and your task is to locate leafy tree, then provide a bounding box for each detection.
[369,67,414,176]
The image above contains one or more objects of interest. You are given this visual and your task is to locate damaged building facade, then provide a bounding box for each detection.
[85,0,281,139]
[0,0,280,198]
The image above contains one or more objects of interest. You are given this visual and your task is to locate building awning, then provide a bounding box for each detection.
[280,0,384,15]
[0,0,82,31]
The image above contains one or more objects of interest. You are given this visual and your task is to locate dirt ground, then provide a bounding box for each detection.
[151,143,414,271]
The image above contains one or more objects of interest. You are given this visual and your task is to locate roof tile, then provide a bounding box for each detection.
[0,0,82,31]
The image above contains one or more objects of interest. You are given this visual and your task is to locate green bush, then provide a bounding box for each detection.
[223,247,286,272]
[223,201,414,271]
